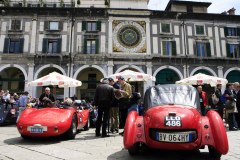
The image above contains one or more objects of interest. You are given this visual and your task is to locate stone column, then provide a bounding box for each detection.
[217,66,224,78]
[107,61,114,76]
[26,63,35,97]
[183,65,189,78]
[108,18,113,54]
[145,62,153,92]
[30,14,37,54]
[145,19,151,55]
[66,64,74,98]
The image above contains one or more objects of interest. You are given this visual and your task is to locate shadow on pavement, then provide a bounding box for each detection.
[4,136,62,146]
[107,148,220,160]
[74,132,119,141]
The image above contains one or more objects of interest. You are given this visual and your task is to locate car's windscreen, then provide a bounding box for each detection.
[144,84,200,110]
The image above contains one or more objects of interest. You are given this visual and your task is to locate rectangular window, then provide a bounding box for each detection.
[161,23,171,33]
[11,20,21,30]
[48,40,58,53]
[49,22,59,30]
[87,40,96,54]
[9,40,20,53]
[195,25,204,35]
[162,41,176,56]
[88,74,96,89]
[42,38,62,54]
[226,27,238,36]
[44,21,62,31]
[227,44,239,58]
[4,38,24,53]
[195,42,211,57]
[87,22,97,32]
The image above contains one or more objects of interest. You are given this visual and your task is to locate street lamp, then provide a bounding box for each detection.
[177,13,188,78]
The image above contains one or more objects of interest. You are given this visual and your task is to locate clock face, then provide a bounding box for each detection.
[113,21,146,53]
[118,26,141,48]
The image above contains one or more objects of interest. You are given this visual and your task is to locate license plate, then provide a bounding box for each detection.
[164,116,182,127]
[156,132,193,142]
[30,127,43,133]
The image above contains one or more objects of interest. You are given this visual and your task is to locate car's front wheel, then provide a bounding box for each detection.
[83,117,90,131]
[208,146,222,159]
[65,114,77,139]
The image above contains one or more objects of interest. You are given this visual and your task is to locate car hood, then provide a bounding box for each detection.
[18,108,73,125]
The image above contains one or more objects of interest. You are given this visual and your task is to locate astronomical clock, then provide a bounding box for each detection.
[112,20,146,53]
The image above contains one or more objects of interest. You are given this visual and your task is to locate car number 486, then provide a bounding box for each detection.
[164,116,182,127]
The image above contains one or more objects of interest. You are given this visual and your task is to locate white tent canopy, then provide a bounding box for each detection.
[175,73,228,87]
[108,70,156,82]
[28,72,82,88]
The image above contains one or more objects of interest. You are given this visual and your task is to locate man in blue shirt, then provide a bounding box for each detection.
[17,91,29,122]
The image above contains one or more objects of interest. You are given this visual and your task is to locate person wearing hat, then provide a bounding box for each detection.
[93,78,114,137]
[117,76,132,135]
[108,77,121,133]
[39,87,55,107]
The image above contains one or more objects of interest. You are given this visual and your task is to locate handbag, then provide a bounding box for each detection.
[225,100,234,110]
[212,93,219,105]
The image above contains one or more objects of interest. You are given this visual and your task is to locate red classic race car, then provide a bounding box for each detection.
[16,103,90,139]
[124,84,228,159]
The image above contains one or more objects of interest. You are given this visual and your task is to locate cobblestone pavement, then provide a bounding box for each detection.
[0,125,239,160]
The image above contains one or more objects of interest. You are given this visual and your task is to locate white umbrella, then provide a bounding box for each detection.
[108,70,156,82]
[175,73,228,87]
[28,72,82,88]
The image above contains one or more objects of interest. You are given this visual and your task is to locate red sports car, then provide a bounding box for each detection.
[124,84,228,159]
[16,104,90,139]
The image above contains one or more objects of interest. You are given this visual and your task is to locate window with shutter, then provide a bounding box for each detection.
[172,41,176,56]
[44,21,49,30]
[42,38,48,53]
[57,38,62,53]
[11,20,21,30]
[161,23,170,33]
[19,38,24,53]
[162,41,167,55]
[228,44,238,58]
[195,25,204,35]
[162,41,174,56]
[97,21,101,31]
[49,22,59,30]
[6,38,24,53]
[82,21,87,31]
[86,22,97,32]
[196,42,206,57]
[206,43,211,57]
[226,27,238,36]
[3,38,10,53]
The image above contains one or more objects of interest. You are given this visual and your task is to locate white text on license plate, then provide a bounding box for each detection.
[157,133,190,142]
[30,127,43,133]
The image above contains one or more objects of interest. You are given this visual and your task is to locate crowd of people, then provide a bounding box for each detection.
[1,79,239,134]
[198,82,240,131]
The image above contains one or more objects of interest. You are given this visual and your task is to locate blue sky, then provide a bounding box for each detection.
[148,0,240,15]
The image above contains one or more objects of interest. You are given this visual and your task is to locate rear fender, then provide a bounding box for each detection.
[124,111,146,149]
[205,110,229,154]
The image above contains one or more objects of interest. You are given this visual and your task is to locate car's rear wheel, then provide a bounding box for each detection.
[83,117,90,131]
[65,114,77,139]
[128,143,139,156]
[21,135,30,139]
[208,146,222,158]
